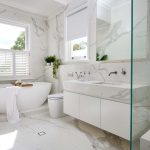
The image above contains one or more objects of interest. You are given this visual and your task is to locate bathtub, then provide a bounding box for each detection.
[0,82,51,113]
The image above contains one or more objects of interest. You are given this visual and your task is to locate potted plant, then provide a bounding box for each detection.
[52,58,61,79]
[96,53,108,61]
[45,55,56,66]
[50,55,56,66]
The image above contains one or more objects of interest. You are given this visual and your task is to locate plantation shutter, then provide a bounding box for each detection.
[15,51,30,76]
[0,50,13,76]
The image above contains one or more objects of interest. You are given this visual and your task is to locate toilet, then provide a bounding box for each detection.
[48,93,64,118]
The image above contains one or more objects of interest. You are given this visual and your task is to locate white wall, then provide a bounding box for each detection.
[48,9,65,60]
[0,3,48,81]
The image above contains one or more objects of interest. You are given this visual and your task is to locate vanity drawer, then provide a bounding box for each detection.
[101,99,130,140]
[63,91,80,118]
[79,95,100,128]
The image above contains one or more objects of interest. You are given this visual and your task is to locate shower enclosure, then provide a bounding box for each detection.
[131,0,150,149]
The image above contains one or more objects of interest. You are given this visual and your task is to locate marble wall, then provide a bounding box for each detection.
[47,0,150,86]
[0,3,48,82]
[47,0,149,87]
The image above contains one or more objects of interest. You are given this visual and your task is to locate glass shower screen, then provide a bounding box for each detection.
[131,0,150,150]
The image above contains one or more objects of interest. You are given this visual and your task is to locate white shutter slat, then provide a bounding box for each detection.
[15,51,30,76]
[0,50,13,76]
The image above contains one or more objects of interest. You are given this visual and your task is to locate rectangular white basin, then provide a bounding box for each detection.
[63,80,149,104]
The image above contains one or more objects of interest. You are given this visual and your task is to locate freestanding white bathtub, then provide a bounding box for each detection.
[0,82,51,113]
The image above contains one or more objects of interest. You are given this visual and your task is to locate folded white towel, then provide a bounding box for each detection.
[6,86,20,123]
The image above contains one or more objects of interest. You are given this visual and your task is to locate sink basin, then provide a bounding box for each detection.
[84,81,104,84]
[77,80,121,85]
[63,80,149,104]
[89,81,121,86]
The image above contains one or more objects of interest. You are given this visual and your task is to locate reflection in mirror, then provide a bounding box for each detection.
[96,0,148,61]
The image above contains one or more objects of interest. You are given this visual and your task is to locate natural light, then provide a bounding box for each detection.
[70,37,87,59]
[0,130,18,150]
[0,23,25,49]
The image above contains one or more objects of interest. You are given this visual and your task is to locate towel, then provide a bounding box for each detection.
[48,93,63,99]
[6,86,20,123]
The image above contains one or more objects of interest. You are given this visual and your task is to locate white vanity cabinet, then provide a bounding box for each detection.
[63,80,149,140]
[63,91,130,140]
[64,91,101,127]
[80,95,100,128]
[101,99,130,140]
[63,91,80,118]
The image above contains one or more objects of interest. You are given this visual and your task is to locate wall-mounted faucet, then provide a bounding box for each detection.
[74,71,91,81]
[75,72,83,80]
[108,71,118,76]
[121,68,126,75]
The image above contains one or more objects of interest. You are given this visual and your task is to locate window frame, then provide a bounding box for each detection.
[64,3,90,63]
[0,19,31,80]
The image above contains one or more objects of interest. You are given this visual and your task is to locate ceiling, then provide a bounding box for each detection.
[0,0,68,16]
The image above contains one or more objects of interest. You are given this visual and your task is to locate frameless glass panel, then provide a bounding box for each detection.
[131,0,150,149]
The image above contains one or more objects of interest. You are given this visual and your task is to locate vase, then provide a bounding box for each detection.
[46,63,51,66]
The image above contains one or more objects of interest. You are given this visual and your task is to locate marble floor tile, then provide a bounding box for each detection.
[0,112,130,150]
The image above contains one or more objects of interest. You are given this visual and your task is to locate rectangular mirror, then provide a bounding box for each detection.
[96,0,148,61]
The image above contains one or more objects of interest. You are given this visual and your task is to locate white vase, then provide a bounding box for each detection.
[46,63,51,66]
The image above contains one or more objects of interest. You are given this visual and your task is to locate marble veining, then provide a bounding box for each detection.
[97,21,130,56]
[0,9,6,15]
[31,17,48,52]
[109,89,130,102]
[0,112,129,150]
[31,17,45,36]
[96,0,148,60]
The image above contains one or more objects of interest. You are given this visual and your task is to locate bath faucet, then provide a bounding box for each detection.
[108,71,118,76]
[75,72,83,80]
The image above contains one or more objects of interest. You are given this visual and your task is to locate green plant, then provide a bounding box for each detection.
[45,57,51,63]
[96,53,100,61]
[50,55,56,62]
[73,44,80,51]
[96,53,108,61]
[44,55,56,63]
[100,55,108,61]
[52,58,61,79]
[11,32,25,50]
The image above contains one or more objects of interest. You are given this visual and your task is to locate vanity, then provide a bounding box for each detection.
[63,80,149,140]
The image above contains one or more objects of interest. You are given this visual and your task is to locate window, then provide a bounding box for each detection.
[66,5,88,61]
[0,22,30,78]
[69,37,87,60]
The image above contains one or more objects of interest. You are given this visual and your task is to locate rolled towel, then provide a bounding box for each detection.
[48,93,63,99]
[21,83,33,87]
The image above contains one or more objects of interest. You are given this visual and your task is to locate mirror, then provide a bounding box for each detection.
[96,0,148,61]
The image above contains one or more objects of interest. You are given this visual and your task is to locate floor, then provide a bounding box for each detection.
[0,112,130,150]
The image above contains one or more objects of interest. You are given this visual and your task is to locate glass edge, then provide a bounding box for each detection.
[130,0,134,149]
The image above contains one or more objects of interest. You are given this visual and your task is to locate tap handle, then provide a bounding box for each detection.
[121,69,126,75]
